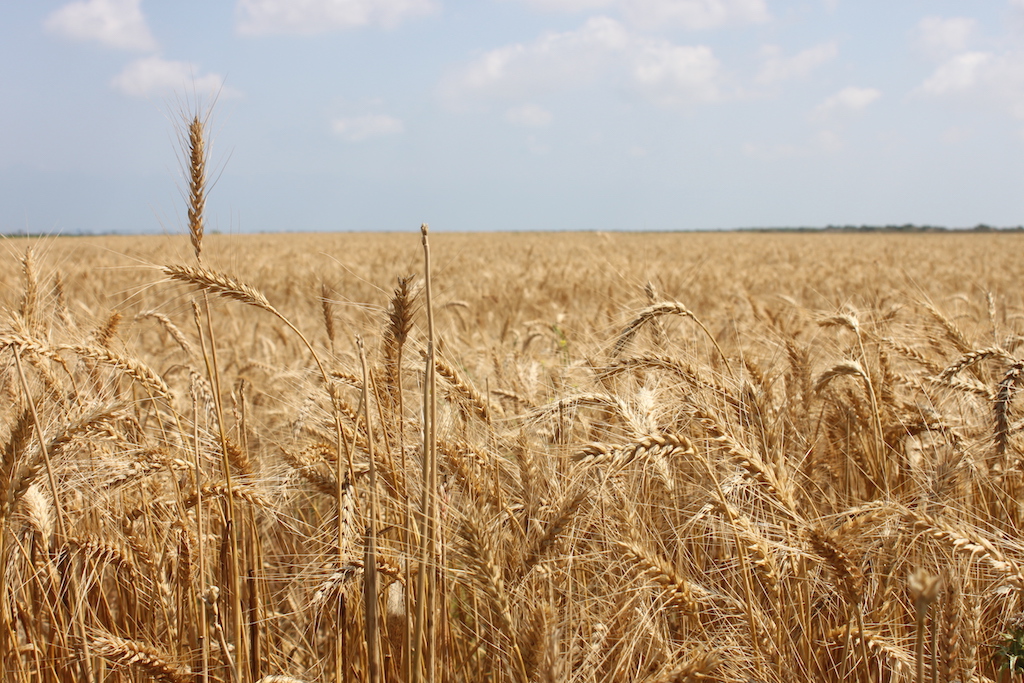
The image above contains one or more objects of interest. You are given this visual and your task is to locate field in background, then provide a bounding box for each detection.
[2,230,1024,682]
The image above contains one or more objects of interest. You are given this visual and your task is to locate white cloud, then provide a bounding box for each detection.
[918,52,993,95]
[914,16,976,58]
[756,42,837,85]
[508,0,768,29]
[506,104,553,127]
[442,17,724,108]
[236,0,438,34]
[620,0,769,30]
[908,21,1024,122]
[514,0,614,10]
[917,50,1024,119]
[812,86,881,120]
[331,114,405,141]
[44,0,157,51]
[632,43,721,104]
[110,57,236,98]
[447,17,631,101]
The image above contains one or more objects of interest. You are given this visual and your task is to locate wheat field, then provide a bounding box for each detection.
[3,123,1024,683]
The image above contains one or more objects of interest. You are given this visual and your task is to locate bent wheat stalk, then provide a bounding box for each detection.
[162,264,347,459]
[612,301,733,377]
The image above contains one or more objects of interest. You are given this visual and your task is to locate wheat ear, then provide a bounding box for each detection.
[185,113,206,261]
[59,343,172,401]
[164,264,279,316]
[920,299,972,354]
[904,510,1024,588]
[615,540,698,613]
[136,310,195,357]
[93,634,192,683]
[320,282,336,352]
[18,247,38,334]
[432,353,492,421]
[995,361,1024,455]
[0,407,37,522]
[573,434,694,469]
[937,346,1010,383]
[382,274,417,683]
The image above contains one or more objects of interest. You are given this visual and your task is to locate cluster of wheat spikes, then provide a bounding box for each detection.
[2,114,1024,683]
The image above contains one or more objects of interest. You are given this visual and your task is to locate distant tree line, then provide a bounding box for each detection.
[740,223,1024,233]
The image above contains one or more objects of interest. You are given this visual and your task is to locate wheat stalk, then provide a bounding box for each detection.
[612,301,733,376]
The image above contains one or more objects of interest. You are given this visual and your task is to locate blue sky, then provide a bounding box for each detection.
[3,0,1024,233]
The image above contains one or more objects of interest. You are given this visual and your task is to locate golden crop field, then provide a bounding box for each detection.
[5,140,1024,683]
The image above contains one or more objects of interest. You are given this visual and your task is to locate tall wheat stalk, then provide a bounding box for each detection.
[413,223,439,683]
[358,337,381,683]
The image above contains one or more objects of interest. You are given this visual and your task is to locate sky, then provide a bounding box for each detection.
[3,1,1024,233]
